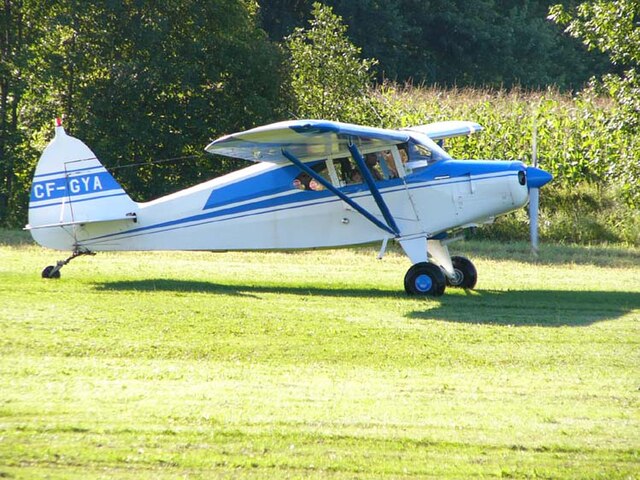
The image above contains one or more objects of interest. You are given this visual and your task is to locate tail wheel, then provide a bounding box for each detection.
[404,262,446,296]
[446,256,477,289]
[42,265,61,279]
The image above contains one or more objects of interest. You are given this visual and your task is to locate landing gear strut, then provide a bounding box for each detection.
[400,236,478,296]
[41,249,94,279]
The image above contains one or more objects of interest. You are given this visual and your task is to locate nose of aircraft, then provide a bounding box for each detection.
[526,166,553,189]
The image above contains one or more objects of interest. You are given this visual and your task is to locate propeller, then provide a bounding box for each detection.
[530,121,539,256]
[527,119,552,257]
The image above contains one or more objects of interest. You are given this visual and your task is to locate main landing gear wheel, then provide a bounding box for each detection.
[42,265,61,279]
[404,262,446,296]
[446,255,477,289]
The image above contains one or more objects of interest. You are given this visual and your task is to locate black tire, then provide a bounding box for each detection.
[404,262,446,296]
[446,256,477,289]
[42,265,61,279]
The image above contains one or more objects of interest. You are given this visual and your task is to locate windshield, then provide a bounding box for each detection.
[407,132,451,166]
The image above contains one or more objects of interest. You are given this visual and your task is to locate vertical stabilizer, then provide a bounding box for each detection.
[27,119,137,251]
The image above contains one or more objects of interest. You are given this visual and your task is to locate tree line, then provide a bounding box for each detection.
[259,0,612,89]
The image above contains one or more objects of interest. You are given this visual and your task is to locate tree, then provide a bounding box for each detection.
[259,0,612,90]
[0,0,31,224]
[285,2,378,121]
[258,0,313,41]
[1,0,290,226]
[319,0,419,83]
[549,0,640,131]
[549,0,639,205]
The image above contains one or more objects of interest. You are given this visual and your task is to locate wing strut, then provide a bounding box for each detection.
[281,148,398,237]
[348,143,400,236]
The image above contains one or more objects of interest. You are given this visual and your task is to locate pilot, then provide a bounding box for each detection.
[337,158,356,184]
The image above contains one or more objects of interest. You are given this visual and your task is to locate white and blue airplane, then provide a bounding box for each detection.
[26,118,552,296]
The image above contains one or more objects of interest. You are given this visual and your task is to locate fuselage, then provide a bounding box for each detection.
[67,157,529,252]
[28,121,537,253]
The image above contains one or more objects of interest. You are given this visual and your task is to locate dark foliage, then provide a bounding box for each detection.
[258,0,612,89]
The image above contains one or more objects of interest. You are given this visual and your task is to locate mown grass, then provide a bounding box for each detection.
[0,230,638,478]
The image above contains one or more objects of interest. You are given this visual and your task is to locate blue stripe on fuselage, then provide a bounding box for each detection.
[203,162,325,210]
[406,159,525,185]
[203,161,410,211]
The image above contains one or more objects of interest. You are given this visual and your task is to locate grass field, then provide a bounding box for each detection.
[1,231,639,479]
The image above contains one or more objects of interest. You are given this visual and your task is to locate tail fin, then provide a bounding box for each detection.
[27,119,138,251]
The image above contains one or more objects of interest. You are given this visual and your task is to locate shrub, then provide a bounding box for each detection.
[372,84,639,245]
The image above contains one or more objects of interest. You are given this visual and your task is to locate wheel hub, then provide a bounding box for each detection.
[415,274,433,292]
[450,268,463,286]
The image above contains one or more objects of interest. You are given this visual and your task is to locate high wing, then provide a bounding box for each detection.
[206,119,412,237]
[402,121,482,140]
[205,120,410,163]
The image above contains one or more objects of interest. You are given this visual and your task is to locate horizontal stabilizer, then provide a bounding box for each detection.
[26,213,137,230]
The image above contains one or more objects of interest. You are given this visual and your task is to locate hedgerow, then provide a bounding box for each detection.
[366,84,639,245]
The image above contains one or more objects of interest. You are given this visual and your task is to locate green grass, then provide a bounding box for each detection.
[1,230,638,478]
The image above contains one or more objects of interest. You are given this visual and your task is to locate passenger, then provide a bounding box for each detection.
[364,153,383,180]
[293,161,330,190]
[308,178,324,191]
[293,172,311,190]
[382,150,399,178]
[399,146,409,164]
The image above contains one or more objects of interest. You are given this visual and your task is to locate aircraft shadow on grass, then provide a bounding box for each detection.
[96,279,639,328]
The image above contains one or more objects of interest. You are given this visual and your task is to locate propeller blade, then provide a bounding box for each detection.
[532,120,538,168]
[529,187,540,256]
[530,118,539,256]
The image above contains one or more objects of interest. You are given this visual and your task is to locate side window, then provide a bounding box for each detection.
[366,150,408,180]
[398,144,409,164]
[364,153,384,180]
[334,157,363,185]
[389,144,410,177]
[380,150,402,179]
[292,161,330,191]
[333,151,405,186]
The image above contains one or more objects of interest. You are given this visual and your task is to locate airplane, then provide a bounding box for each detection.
[26,118,552,296]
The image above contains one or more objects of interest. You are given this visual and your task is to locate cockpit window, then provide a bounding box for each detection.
[407,133,451,166]
[410,143,432,163]
[293,161,329,191]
